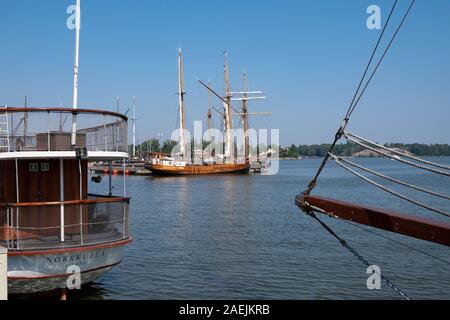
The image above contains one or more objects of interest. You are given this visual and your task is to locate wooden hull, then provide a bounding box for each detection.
[146,163,250,176]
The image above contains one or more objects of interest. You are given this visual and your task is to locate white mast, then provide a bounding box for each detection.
[242,71,249,164]
[178,48,186,157]
[132,96,136,158]
[71,0,81,146]
[207,80,212,142]
[223,51,233,161]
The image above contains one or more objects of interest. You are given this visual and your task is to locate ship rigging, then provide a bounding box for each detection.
[146,49,270,175]
[295,0,449,300]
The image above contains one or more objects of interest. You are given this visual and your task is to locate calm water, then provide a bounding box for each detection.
[77,157,450,299]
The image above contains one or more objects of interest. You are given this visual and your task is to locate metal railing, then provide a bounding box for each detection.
[0,107,128,153]
[0,195,130,251]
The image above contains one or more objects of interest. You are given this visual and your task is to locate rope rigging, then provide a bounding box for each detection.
[294,0,450,299]
[306,209,411,300]
[345,134,450,177]
[329,153,450,218]
[345,131,450,171]
[340,218,450,266]
[344,0,416,122]
[306,0,416,194]
[344,0,399,123]
[330,153,450,201]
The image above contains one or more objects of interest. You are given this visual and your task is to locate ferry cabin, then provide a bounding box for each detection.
[0,107,131,294]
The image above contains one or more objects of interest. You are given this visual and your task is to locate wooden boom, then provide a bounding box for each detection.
[296,194,450,247]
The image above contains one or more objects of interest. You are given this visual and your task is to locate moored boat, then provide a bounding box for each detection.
[147,161,250,176]
[0,0,132,295]
[0,107,131,294]
[145,49,267,176]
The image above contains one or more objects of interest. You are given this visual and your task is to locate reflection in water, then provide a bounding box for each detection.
[72,158,450,300]
[10,283,108,300]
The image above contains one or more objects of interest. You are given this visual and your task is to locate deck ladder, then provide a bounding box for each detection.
[0,105,10,152]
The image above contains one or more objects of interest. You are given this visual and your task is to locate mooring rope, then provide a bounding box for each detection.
[305,209,410,300]
[346,131,450,171]
[332,154,450,201]
[330,154,450,217]
[345,135,450,177]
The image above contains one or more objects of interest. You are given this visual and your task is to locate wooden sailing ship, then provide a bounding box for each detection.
[0,0,131,295]
[146,49,267,176]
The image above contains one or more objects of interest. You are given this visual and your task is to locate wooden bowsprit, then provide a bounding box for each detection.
[296,194,450,247]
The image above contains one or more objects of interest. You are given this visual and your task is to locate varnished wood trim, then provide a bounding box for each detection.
[296,194,450,247]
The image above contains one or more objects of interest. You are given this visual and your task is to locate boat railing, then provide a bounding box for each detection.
[0,195,130,251]
[0,107,128,154]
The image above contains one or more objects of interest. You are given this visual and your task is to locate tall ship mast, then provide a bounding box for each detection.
[207,81,213,143]
[223,52,233,161]
[242,71,249,163]
[145,49,267,176]
[178,48,186,158]
[0,0,132,296]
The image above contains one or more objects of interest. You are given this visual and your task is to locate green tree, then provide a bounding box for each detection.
[161,140,177,154]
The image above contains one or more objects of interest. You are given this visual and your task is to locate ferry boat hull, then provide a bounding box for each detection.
[7,238,131,294]
[147,163,250,176]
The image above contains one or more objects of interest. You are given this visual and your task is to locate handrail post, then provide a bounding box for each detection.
[60,158,65,242]
[122,200,126,239]
[103,114,107,151]
[15,208,19,251]
[6,208,10,250]
[0,246,7,300]
[79,204,83,246]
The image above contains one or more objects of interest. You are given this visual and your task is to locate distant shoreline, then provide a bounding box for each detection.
[279,143,450,159]
[278,154,450,159]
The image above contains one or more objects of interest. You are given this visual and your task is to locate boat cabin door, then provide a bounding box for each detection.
[18,160,60,203]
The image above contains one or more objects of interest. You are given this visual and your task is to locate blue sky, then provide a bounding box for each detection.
[1,0,449,145]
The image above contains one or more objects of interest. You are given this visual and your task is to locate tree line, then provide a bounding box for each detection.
[279,142,450,158]
[129,139,450,158]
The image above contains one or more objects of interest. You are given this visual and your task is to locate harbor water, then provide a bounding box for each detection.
[77,157,450,299]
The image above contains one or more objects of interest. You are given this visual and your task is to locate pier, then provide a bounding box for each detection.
[89,164,152,176]
[250,162,262,173]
